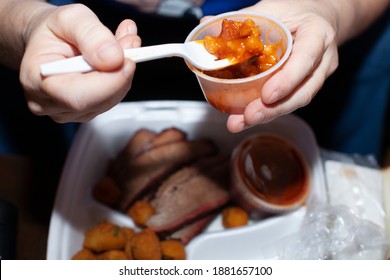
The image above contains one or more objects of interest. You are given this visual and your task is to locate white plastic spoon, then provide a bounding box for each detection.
[40,40,234,76]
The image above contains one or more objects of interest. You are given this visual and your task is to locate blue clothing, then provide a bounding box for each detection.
[332,23,390,157]
[202,0,257,16]
[49,0,74,4]
[296,8,390,161]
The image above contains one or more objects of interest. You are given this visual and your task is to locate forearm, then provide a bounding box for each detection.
[326,0,390,44]
[0,0,54,69]
[254,0,390,45]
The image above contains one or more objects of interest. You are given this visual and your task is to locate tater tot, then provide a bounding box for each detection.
[120,227,136,240]
[92,176,121,206]
[71,248,97,260]
[97,250,128,260]
[222,206,249,228]
[124,240,134,260]
[83,220,127,252]
[121,226,136,259]
[127,200,155,226]
[131,228,161,260]
[160,240,186,260]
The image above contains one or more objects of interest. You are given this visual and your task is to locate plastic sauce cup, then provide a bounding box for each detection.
[185,11,293,114]
[230,133,311,218]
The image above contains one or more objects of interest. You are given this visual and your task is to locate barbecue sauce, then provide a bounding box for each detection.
[236,135,309,206]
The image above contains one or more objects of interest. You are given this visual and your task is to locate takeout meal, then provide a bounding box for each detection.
[203,18,280,79]
[71,126,311,260]
[74,127,247,260]
[94,127,232,243]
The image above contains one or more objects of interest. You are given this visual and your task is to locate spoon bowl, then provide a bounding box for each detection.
[40,40,234,76]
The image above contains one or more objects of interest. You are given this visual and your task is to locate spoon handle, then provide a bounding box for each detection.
[40,44,184,76]
[124,43,184,63]
[40,55,93,76]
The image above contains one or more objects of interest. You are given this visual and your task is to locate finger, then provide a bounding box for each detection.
[115,20,141,53]
[200,15,214,23]
[26,95,64,116]
[117,34,142,50]
[227,43,338,133]
[115,19,138,39]
[260,26,326,104]
[226,110,271,133]
[243,45,338,125]
[50,110,100,123]
[226,114,247,133]
[261,17,337,104]
[48,4,124,71]
[34,59,135,117]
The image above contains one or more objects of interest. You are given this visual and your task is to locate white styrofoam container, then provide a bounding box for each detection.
[46,100,326,260]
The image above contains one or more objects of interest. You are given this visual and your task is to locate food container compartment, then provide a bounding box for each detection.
[46,100,326,260]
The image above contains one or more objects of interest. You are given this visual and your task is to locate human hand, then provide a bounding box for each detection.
[19,4,141,123]
[224,0,340,133]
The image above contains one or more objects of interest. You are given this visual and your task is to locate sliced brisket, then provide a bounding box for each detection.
[145,154,230,233]
[116,138,218,211]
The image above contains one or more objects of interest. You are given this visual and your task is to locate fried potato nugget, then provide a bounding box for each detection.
[71,248,97,260]
[97,250,128,260]
[124,240,134,260]
[160,240,186,260]
[222,206,249,228]
[83,220,127,252]
[121,227,136,240]
[127,200,155,227]
[121,226,136,259]
[131,228,161,260]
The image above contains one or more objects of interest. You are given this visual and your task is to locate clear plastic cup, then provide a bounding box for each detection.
[185,11,293,114]
[230,133,311,218]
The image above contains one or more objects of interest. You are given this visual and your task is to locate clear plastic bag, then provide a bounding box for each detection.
[274,204,388,259]
[261,149,389,259]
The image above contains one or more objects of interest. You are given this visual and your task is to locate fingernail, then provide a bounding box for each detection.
[265,91,279,104]
[131,38,141,48]
[123,60,133,78]
[251,111,265,124]
[235,120,246,132]
[97,42,120,62]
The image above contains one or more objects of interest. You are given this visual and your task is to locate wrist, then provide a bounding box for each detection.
[22,3,57,52]
[0,1,55,69]
[251,0,389,44]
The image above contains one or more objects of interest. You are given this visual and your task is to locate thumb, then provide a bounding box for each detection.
[50,4,124,71]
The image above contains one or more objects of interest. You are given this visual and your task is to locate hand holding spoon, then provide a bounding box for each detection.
[40,40,234,76]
